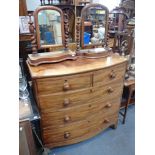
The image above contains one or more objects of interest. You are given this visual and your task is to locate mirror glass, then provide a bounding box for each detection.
[81,5,108,47]
[38,10,62,46]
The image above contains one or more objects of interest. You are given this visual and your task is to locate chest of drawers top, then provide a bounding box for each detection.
[27,54,127,79]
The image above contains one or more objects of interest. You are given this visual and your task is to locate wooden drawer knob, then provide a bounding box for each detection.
[64,115,71,122]
[104,119,110,123]
[105,103,112,108]
[109,71,116,79]
[63,98,70,106]
[107,87,114,93]
[64,132,70,139]
[63,80,70,91]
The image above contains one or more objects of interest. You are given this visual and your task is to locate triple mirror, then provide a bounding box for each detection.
[81,4,109,48]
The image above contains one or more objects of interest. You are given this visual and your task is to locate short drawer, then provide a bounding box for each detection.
[42,112,118,147]
[41,98,120,127]
[93,81,124,101]
[94,63,126,86]
[36,73,92,95]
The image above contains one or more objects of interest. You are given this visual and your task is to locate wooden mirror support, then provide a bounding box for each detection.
[77,3,112,58]
[76,17,81,55]
[27,6,76,66]
[28,14,37,54]
[64,12,69,50]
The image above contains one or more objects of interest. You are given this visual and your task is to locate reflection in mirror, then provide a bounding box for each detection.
[38,10,62,46]
[82,6,107,46]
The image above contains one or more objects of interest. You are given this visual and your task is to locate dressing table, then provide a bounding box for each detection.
[27,4,127,148]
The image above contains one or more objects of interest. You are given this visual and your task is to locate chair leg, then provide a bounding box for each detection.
[122,87,133,124]
[122,104,128,124]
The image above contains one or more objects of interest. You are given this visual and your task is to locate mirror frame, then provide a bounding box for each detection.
[33,6,65,49]
[81,3,109,49]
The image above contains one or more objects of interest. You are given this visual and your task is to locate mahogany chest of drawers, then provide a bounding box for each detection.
[27,54,127,148]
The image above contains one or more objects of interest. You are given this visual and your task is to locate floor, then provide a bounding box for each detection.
[49,105,135,155]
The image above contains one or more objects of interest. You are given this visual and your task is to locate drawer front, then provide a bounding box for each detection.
[38,88,93,111]
[42,112,118,147]
[38,80,123,112]
[36,73,92,95]
[94,63,126,86]
[94,81,124,100]
[41,97,120,127]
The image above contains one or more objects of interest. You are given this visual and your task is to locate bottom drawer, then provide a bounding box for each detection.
[42,112,118,147]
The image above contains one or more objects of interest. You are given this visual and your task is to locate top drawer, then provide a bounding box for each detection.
[36,73,92,95]
[94,63,126,86]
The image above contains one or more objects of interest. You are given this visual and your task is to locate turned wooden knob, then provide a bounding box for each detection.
[109,71,116,79]
[63,81,70,91]
[104,119,110,123]
[105,103,112,108]
[64,132,70,139]
[107,87,114,93]
[63,98,70,106]
[64,115,71,122]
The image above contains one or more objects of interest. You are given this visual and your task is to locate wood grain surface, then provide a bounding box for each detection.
[27,54,127,78]
[27,55,127,148]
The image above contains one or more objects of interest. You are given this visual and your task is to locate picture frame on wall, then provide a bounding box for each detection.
[19,16,34,34]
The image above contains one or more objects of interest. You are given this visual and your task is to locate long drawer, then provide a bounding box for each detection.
[94,63,126,86]
[41,97,120,127]
[42,112,118,147]
[36,72,92,95]
[38,80,123,112]
[38,88,92,111]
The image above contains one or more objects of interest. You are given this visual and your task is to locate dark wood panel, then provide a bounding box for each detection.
[19,0,28,16]
[19,120,36,155]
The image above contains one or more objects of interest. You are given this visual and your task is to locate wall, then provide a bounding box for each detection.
[99,0,121,11]
[26,0,40,11]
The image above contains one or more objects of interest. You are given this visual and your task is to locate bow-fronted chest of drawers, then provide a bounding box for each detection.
[27,54,127,148]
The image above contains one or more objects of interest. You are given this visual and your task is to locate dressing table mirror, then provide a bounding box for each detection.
[77,3,112,58]
[37,9,64,48]
[28,6,76,66]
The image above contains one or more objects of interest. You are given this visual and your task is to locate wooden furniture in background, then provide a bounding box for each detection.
[120,79,135,124]
[19,94,36,155]
[75,0,91,5]
[19,120,36,155]
[120,0,135,18]
[19,0,28,16]
[27,54,127,148]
